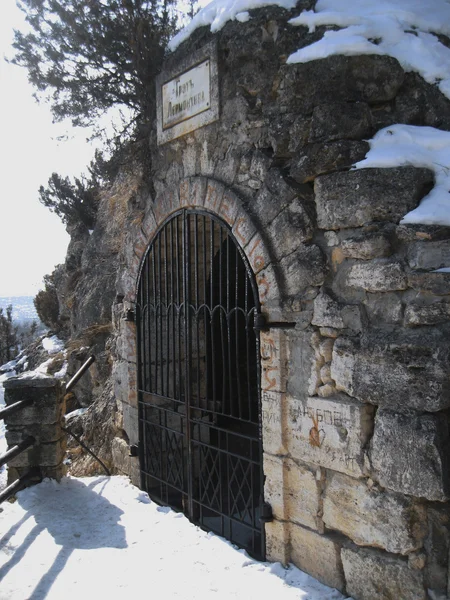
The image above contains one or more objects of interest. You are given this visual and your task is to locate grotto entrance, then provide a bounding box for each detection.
[136,209,265,559]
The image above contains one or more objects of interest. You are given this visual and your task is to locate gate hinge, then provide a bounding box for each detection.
[254,314,296,331]
[259,502,274,523]
[124,309,135,322]
[129,443,139,457]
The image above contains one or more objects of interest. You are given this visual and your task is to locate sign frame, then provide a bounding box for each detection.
[156,41,219,145]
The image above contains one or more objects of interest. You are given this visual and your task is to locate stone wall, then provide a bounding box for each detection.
[4,376,66,484]
[110,5,450,599]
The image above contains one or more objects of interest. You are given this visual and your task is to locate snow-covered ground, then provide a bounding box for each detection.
[0,476,350,600]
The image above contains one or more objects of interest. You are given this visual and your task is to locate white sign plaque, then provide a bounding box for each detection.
[156,41,219,145]
[162,60,210,130]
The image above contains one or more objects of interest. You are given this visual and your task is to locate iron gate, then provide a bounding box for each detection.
[136,209,265,559]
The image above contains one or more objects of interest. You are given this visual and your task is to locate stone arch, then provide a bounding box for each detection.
[119,176,290,558]
[130,176,283,316]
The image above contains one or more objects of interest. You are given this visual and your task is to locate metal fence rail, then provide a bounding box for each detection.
[0,397,33,420]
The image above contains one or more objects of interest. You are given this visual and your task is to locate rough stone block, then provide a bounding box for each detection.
[312,290,363,332]
[267,199,314,260]
[263,454,286,520]
[319,338,335,363]
[204,179,225,213]
[309,102,372,143]
[263,168,297,206]
[425,505,450,594]
[342,546,426,600]
[117,320,137,364]
[290,524,345,593]
[154,188,176,222]
[323,471,426,555]
[370,409,449,501]
[407,271,450,295]
[111,436,131,475]
[312,290,344,329]
[5,422,62,445]
[245,232,271,274]
[4,377,64,426]
[113,360,129,405]
[129,455,140,488]
[285,458,321,531]
[261,390,285,455]
[251,187,286,227]
[141,206,157,241]
[218,189,240,227]
[280,55,405,113]
[188,177,207,207]
[404,301,450,326]
[265,519,289,565]
[331,330,450,412]
[279,244,325,297]
[286,394,374,477]
[408,240,450,270]
[256,264,279,307]
[364,292,403,325]
[346,261,407,292]
[8,438,66,468]
[290,140,369,183]
[341,233,392,260]
[122,402,139,445]
[287,331,317,400]
[315,168,433,230]
[260,329,287,393]
[232,213,257,248]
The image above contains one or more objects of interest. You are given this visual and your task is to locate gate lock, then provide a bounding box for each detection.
[253,314,296,331]
[129,444,139,457]
[259,502,274,523]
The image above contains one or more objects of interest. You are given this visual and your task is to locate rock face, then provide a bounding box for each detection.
[58,4,450,600]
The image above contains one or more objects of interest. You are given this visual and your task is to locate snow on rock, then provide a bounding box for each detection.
[354,124,450,225]
[65,407,88,421]
[287,0,450,100]
[0,475,351,600]
[168,0,298,50]
[53,361,68,379]
[41,335,65,355]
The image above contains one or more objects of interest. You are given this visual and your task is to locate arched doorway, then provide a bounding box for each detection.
[136,209,265,559]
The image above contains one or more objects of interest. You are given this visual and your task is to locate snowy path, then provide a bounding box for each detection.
[0,476,350,600]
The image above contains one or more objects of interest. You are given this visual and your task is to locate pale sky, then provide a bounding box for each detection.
[0,0,100,296]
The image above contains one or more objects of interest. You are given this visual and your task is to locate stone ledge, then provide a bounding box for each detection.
[342,545,426,600]
[369,409,450,502]
[315,167,433,230]
[323,471,427,555]
[331,330,450,413]
[290,523,345,593]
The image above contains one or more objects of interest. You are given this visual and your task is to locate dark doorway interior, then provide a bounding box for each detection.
[136,209,265,559]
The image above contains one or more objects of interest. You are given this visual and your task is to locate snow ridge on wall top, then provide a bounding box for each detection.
[170,0,450,103]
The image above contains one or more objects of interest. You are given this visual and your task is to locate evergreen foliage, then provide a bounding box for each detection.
[12,0,182,226]
[0,305,19,365]
[12,0,178,131]
[34,274,60,331]
[39,171,99,228]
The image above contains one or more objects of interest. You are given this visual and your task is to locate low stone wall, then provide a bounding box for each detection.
[4,376,66,485]
[109,6,450,599]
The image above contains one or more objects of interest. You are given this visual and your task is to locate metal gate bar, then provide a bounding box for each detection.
[137,209,264,559]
